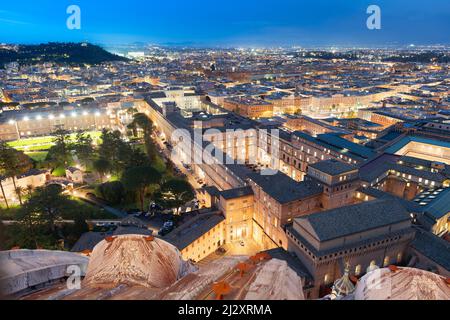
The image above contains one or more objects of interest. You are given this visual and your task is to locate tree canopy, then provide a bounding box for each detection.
[0,141,33,205]
[121,166,162,212]
[156,179,195,214]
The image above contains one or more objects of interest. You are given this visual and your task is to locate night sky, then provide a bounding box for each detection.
[0,0,449,46]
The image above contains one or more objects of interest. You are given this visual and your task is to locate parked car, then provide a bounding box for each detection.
[239,240,245,247]
[149,202,163,212]
[163,221,174,228]
[158,224,174,236]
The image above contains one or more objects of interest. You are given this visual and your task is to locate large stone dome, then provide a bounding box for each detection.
[83,235,195,289]
[354,267,450,300]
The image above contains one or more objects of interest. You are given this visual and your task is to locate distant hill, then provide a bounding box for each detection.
[0,42,128,67]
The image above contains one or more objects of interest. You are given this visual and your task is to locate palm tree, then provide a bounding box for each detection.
[0,181,8,208]
[3,148,32,205]
[0,142,32,206]
[26,184,34,197]
[15,186,26,205]
[0,142,11,208]
[0,169,9,208]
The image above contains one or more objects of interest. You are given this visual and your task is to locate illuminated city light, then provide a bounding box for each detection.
[0,15,449,303]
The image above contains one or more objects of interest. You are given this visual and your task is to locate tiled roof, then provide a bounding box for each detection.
[163,211,224,251]
[248,171,323,204]
[410,228,450,271]
[309,159,357,176]
[295,199,411,242]
[220,186,253,200]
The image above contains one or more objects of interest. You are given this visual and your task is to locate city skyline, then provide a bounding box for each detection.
[1,1,450,47]
[1,2,449,304]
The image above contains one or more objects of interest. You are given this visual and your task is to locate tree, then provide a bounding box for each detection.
[13,184,71,250]
[0,142,32,205]
[98,129,151,174]
[46,129,73,168]
[26,184,34,197]
[15,186,26,204]
[93,158,111,182]
[96,181,125,205]
[21,184,70,233]
[63,215,89,247]
[73,132,94,168]
[98,130,122,161]
[99,129,131,173]
[121,146,150,169]
[132,113,154,136]
[156,179,195,214]
[129,113,157,161]
[121,166,162,212]
[0,143,10,208]
[0,221,7,250]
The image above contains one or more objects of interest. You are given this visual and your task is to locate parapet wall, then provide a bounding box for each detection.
[0,249,89,297]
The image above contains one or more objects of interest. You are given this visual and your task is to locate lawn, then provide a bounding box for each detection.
[8,131,103,152]
[153,153,167,173]
[26,151,48,162]
[52,166,66,177]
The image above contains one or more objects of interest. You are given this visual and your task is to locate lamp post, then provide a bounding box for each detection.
[8,119,20,140]
[94,111,100,129]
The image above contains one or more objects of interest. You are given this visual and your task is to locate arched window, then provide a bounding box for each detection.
[383,256,390,267]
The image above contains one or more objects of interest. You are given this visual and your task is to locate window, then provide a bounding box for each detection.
[396,253,402,264]
[383,256,390,267]
[324,274,331,284]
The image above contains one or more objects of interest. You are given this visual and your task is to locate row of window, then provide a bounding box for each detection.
[287,229,404,263]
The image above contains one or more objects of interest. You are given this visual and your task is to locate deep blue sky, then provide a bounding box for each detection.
[0,0,449,47]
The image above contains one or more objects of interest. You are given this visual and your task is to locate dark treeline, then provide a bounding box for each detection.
[0,43,128,67]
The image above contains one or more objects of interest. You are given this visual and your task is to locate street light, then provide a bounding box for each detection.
[36,115,42,120]
[49,114,55,119]
[94,111,100,128]
[60,114,65,119]
[23,116,29,121]
[8,120,19,140]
